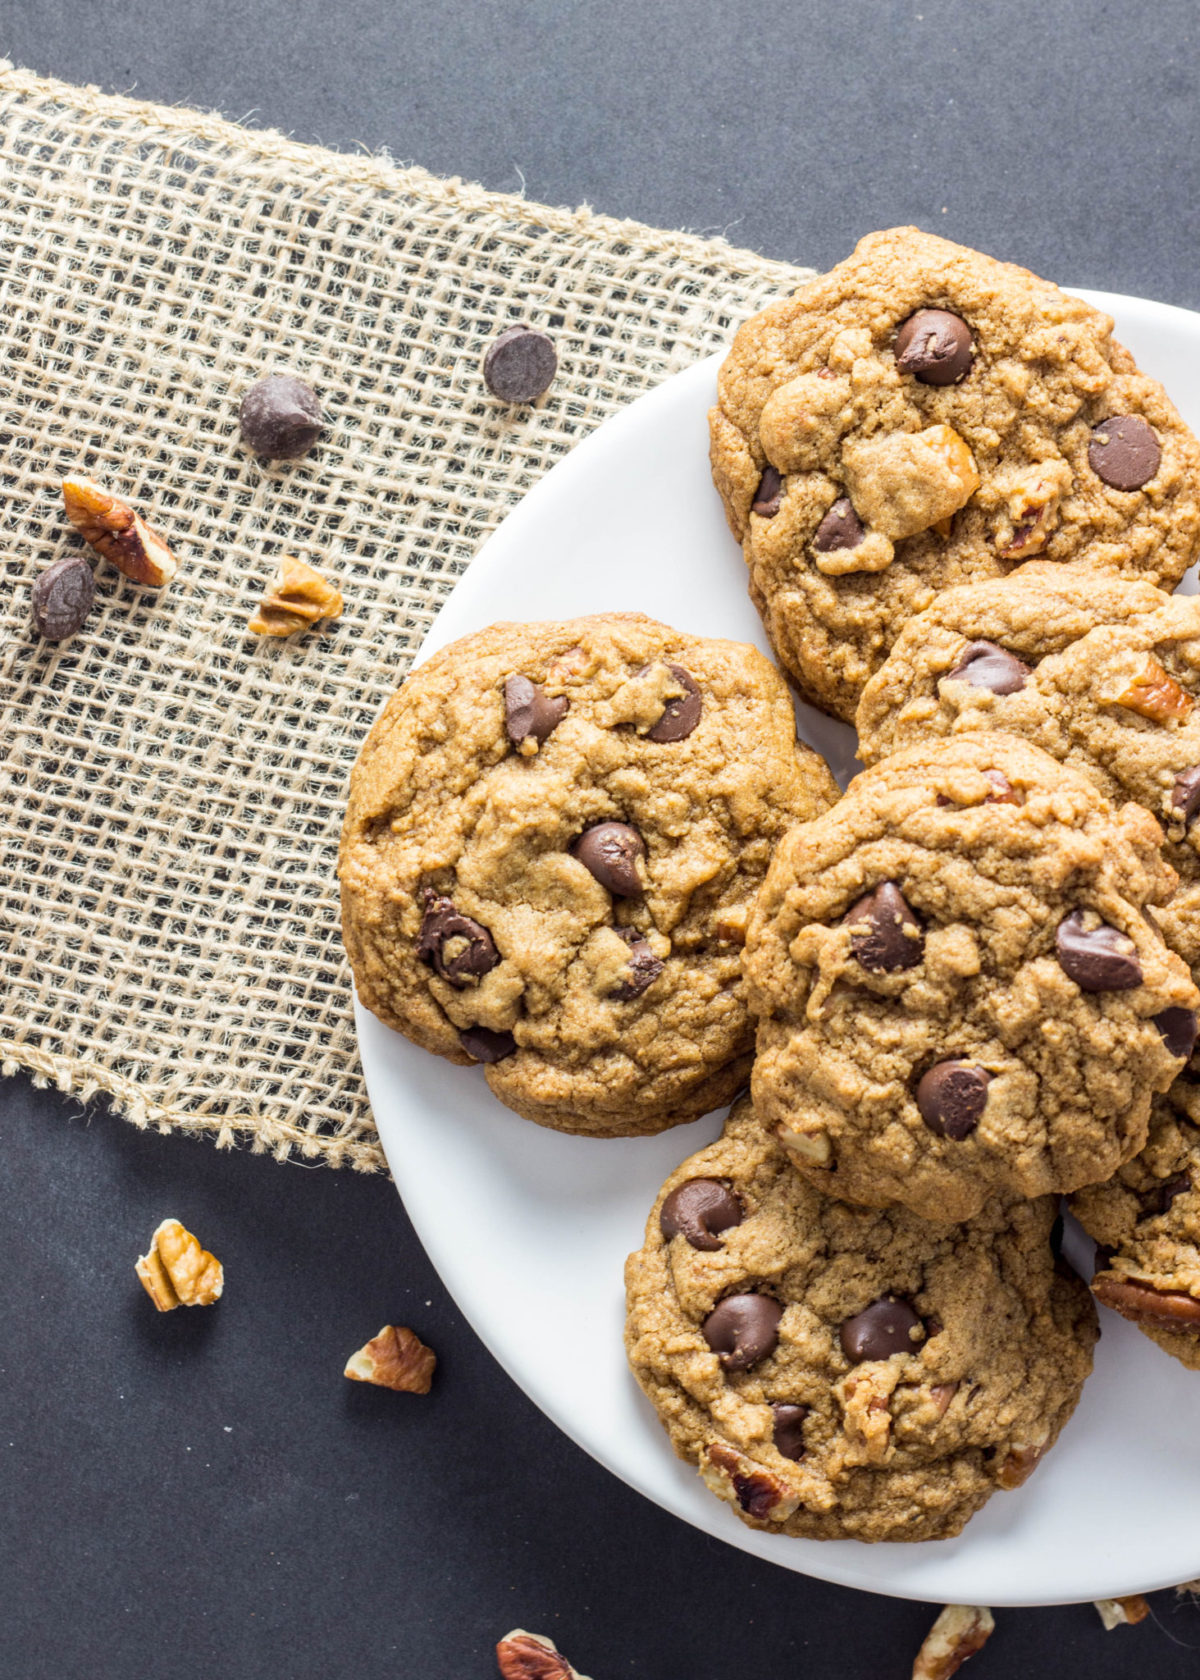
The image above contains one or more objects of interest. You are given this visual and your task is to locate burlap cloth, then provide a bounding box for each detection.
[0,61,813,1170]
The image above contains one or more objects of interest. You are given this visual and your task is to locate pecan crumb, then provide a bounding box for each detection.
[912,1604,995,1680]
[496,1629,589,1680]
[248,554,344,637]
[62,476,179,587]
[135,1218,223,1311]
[344,1324,436,1394]
[1110,657,1193,724]
[1094,1595,1150,1630]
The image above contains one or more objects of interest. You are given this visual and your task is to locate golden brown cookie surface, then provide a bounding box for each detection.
[1070,1095,1200,1371]
[339,613,839,1136]
[625,1097,1098,1543]
[710,228,1200,721]
[743,734,1198,1220]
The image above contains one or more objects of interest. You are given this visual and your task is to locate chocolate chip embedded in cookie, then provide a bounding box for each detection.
[857,564,1200,897]
[339,613,839,1138]
[1070,1096,1200,1370]
[624,1097,1098,1543]
[710,227,1200,721]
[743,733,1199,1221]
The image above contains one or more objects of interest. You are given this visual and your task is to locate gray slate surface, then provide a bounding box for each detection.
[5,3,1200,1676]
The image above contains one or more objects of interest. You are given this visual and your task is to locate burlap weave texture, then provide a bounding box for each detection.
[0,63,811,1169]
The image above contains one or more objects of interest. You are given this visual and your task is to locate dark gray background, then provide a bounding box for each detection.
[4,3,1200,1676]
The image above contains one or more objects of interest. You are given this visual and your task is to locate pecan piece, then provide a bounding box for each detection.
[996,462,1070,559]
[1109,657,1193,724]
[912,1605,994,1680]
[496,1629,589,1680]
[62,476,179,586]
[700,1440,800,1522]
[248,554,344,636]
[1094,1595,1150,1630]
[344,1324,436,1393]
[135,1218,223,1311]
[1092,1274,1200,1332]
[995,1437,1048,1489]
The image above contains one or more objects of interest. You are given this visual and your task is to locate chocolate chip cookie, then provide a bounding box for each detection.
[625,1096,1098,1543]
[1070,1097,1200,1371]
[710,227,1200,722]
[743,734,1199,1221]
[339,613,839,1136]
[857,565,1200,887]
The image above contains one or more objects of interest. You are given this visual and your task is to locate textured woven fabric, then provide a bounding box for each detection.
[0,62,811,1169]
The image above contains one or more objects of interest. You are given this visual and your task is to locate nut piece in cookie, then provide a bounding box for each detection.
[136,1219,223,1311]
[710,227,1200,721]
[339,613,839,1138]
[1070,1097,1200,1369]
[62,476,178,587]
[344,1324,436,1393]
[744,733,1199,1221]
[625,1097,1098,1544]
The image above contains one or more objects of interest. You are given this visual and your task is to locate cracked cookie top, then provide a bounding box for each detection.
[339,613,838,1136]
[624,1096,1098,1544]
[710,227,1200,721]
[743,733,1199,1220]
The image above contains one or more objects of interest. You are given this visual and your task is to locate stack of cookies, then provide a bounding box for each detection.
[340,228,1200,1545]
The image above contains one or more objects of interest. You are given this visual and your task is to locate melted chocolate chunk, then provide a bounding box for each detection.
[660,1179,743,1250]
[1055,911,1142,991]
[846,881,924,972]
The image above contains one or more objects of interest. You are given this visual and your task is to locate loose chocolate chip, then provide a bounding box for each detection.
[813,496,865,552]
[1055,911,1143,991]
[916,1059,990,1140]
[1154,1006,1199,1061]
[846,881,924,972]
[611,927,664,1000]
[660,1178,743,1250]
[1092,1274,1200,1332]
[504,674,568,746]
[1148,1172,1191,1215]
[840,1297,924,1363]
[894,308,975,385]
[417,896,500,986]
[752,466,783,517]
[239,374,325,459]
[771,1403,809,1462]
[458,1025,516,1063]
[1089,415,1161,491]
[944,640,1031,696]
[1172,765,1200,823]
[702,1294,783,1371]
[31,554,94,641]
[645,663,703,743]
[483,324,558,404]
[571,822,645,897]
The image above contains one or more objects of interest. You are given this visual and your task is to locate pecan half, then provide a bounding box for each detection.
[496,1630,588,1680]
[700,1440,799,1522]
[1092,1274,1200,1333]
[912,1605,994,1680]
[344,1324,436,1393]
[135,1218,223,1311]
[1094,1594,1150,1630]
[62,476,179,586]
[248,554,344,636]
[1109,657,1193,724]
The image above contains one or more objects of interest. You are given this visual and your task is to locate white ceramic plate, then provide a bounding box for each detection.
[357,290,1200,1606]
